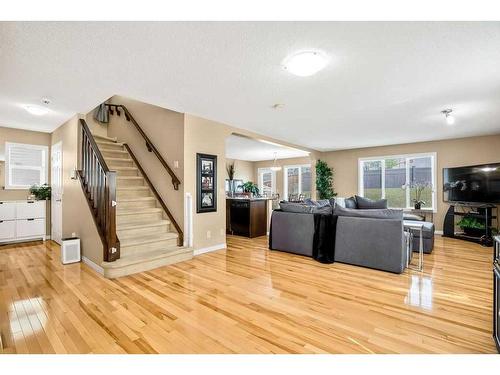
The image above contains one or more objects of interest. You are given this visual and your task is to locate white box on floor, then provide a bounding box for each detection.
[61,237,81,264]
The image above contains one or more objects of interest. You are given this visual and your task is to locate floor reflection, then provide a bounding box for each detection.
[405,275,433,310]
[10,297,47,335]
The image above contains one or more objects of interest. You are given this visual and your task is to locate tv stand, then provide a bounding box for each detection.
[443,202,498,247]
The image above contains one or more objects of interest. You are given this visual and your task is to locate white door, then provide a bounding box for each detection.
[51,142,63,244]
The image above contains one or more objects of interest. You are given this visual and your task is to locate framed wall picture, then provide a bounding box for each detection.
[196,153,217,213]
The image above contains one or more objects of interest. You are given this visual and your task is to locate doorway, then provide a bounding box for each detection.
[51,141,63,244]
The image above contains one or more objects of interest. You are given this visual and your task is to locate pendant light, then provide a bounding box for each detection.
[270,152,282,171]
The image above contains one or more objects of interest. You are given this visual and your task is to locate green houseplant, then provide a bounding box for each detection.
[29,184,51,200]
[239,181,260,197]
[315,160,337,200]
[457,216,486,237]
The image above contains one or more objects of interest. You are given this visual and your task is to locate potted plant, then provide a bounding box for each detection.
[239,181,260,197]
[29,184,51,200]
[226,162,235,196]
[410,181,430,209]
[316,160,337,199]
[457,216,486,237]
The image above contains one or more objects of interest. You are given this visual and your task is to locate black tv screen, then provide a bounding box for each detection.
[443,163,500,203]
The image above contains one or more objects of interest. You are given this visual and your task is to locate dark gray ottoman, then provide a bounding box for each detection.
[410,221,435,254]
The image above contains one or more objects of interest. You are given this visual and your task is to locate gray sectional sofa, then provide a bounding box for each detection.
[270,204,408,274]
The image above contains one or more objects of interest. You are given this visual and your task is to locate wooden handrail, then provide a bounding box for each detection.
[105,104,181,190]
[79,119,120,262]
[124,144,184,247]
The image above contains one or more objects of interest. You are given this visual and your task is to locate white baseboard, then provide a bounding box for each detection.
[82,256,104,275]
[435,230,443,235]
[194,243,227,256]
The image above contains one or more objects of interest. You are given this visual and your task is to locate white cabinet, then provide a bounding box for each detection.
[0,202,16,220]
[0,220,16,240]
[0,200,46,244]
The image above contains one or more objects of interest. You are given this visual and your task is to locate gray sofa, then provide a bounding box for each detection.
[270,206,408,274]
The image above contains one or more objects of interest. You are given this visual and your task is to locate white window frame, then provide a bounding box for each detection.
[257,168,276,196]
[5,142,49,190]
[358,152,437,211]
[283,164,312,200]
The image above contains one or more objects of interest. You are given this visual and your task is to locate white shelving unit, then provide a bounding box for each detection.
[0,200,46,244]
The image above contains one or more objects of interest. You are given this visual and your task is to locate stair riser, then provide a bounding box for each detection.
[108,159,135,168]
[118,200,157,210]
[97,143,124,151]
[103,251,193,278]
[120,238,179,257]
[117,212,163,225]
[117,189,150,199]
[115,169,139,177]
[102,150,129,159]
[118,224,169,238]
[117,178,144,187]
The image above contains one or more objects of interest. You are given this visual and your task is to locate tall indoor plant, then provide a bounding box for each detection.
[316,160,337,199]
[226,161,235,196]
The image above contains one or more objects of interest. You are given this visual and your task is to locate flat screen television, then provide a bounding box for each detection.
[443,163,500,203]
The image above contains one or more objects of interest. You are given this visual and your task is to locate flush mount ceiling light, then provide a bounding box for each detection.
[270,152,282,171]
[283,51,328,77]
[24,105,50,116]
[441,109,455,125]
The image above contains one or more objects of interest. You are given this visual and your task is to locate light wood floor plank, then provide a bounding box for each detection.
[0,235,496,353]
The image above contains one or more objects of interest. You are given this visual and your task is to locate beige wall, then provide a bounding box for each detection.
[225,158,255,183]
[254,156,313,199]
[184,114,232,250]
[0,126,51,200]
[321,134,500,231]
[107,95,185,229]
[51,116,103,264]
[0,126,52,235]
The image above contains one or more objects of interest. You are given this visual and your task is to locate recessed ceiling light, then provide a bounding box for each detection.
[24,105,50,116]
[441,109,455,125]
[283,51,328,77]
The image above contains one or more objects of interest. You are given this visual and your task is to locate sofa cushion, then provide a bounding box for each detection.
[344,196,358,209]
[280,201,313,214]
[403,213,424,221]
[334,205,403,220]
[303,198,331,207]
[355,195,388,209]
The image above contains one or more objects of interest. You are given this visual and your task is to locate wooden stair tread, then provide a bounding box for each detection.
[117,207,162,216]
[120,232,179,246]
[96,140,124,147]
[92,134,117,142]
[117,186,149,190]
[117,176,144,180]
[118,196,156,202]
[102,246,190,269]
[106,157,133,162]
[118,220,170,231]
[112,166,138,170]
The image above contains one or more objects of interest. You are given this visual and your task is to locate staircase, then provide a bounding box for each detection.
[92,133,192,278]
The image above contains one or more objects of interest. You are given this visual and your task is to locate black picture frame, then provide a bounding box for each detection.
[197,153,217,213]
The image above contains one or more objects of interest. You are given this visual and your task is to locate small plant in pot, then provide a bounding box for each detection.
[410,181,431,209]
[457,216,486,237]
[239,181,260,197]
[29,184,51,200]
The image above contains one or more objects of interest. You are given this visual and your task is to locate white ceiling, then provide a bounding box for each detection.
[1,22,500,151]
[225,134,309,161]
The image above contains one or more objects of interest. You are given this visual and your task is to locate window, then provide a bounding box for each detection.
[5,142,48,189]
[258,168,276,197]
[358,153,436,210]
[284,164,311,200]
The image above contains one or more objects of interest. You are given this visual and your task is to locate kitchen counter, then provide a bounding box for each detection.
[226,198,270,238]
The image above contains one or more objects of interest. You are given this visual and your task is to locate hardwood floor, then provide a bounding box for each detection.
[0,235,496,354]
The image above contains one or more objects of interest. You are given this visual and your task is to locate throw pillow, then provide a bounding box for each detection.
[355,195,387,209]
[333,205,402,220]
[279,201,313,214]
[344,196,358,209]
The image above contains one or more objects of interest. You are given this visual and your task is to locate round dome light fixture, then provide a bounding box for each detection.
[24,105,50,116]
[283,51,328,77]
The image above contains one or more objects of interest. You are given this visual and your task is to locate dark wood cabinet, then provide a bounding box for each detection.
[226,198,268,238]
